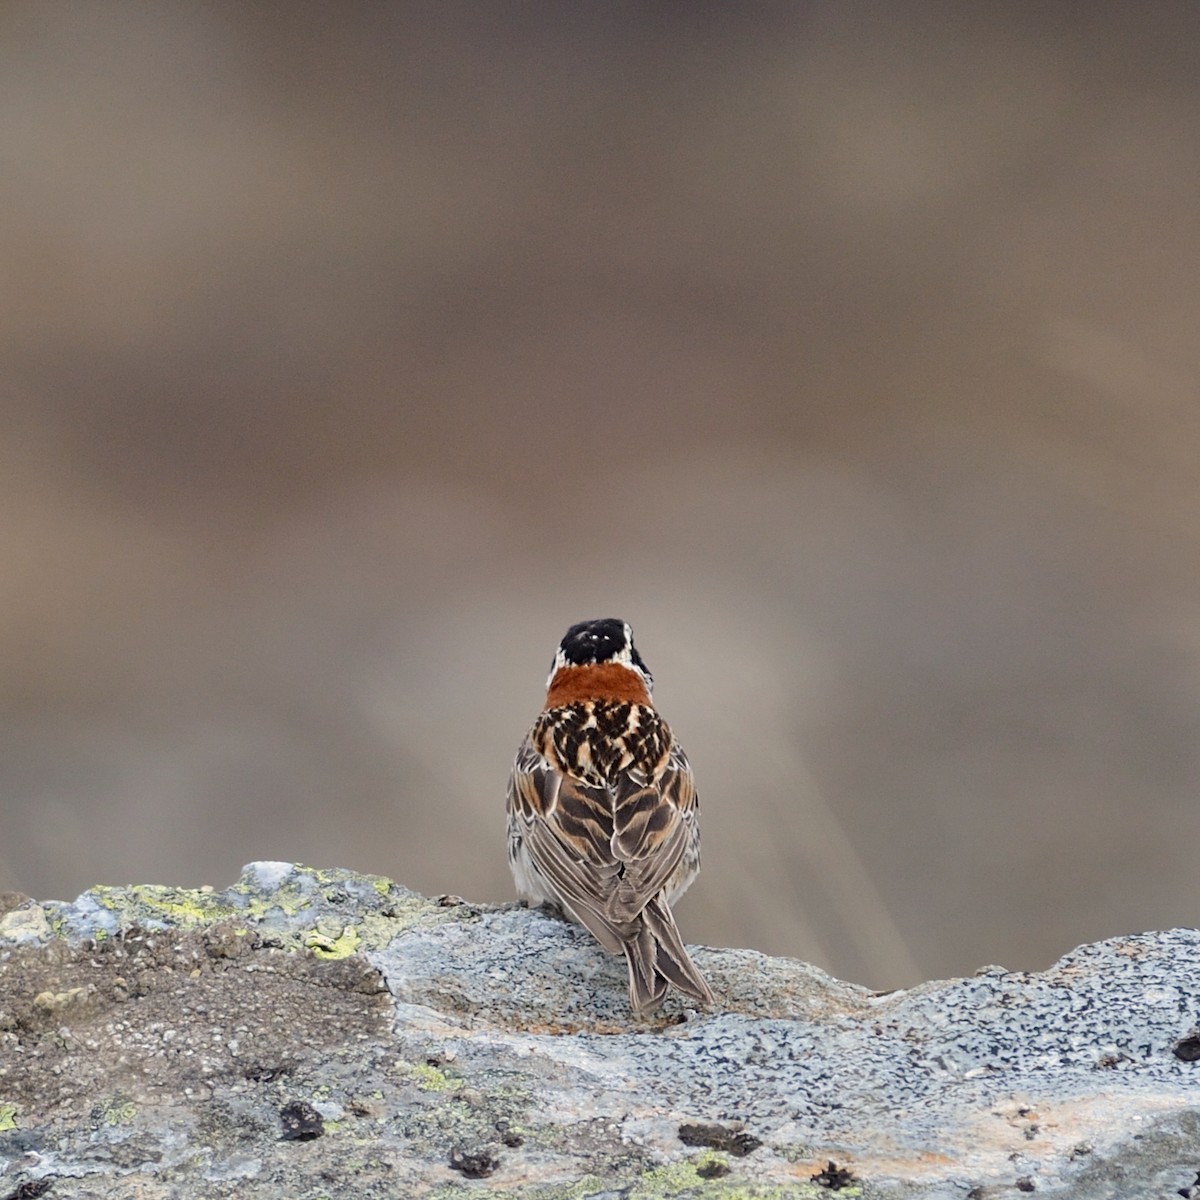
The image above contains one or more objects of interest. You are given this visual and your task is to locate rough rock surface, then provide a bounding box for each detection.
[0,863,1197,1199]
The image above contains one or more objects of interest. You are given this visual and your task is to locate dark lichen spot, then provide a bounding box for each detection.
[3,1182,54,1200]
[246,1062,293,1082]
[677,1121,762,1157]
[696,1159,730,1179]
[448,1146,500,1178]
[495,1118,523,1148]
[1015,1177,1036,1193]
[1173,1033,1200,1062]
[812,1160,857,1190]
[279,1100,324,1141]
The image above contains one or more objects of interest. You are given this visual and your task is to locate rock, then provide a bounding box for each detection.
[278,1100,324,1142]
[0,861,1195,1198]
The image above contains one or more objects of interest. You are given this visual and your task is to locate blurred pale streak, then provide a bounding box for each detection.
[768,752,923,988]
[1048,320,1196,415]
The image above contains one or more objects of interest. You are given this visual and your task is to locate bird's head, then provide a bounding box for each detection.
[547,618,654,694]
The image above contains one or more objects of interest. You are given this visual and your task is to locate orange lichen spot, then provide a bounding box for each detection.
[544,663,652,709]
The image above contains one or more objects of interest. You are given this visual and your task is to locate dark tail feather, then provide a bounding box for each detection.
[643,896,715,1004]
[624,924,669,1012]
[622,896,714,1012]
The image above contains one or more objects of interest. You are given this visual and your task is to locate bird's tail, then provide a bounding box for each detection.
[623,895,714,1013]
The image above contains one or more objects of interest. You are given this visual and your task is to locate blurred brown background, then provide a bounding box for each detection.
[3,2,1199,990]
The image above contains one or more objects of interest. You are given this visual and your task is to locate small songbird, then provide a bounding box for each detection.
[507,618,714,1012]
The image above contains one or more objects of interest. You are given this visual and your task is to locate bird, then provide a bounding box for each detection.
[506,618,714,1012]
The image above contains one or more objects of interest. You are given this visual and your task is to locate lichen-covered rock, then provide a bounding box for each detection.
[0,862,1197,1198]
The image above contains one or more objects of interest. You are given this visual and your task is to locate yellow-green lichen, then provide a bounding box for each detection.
[550,1179,609,1200]
[629,1155,830,1199]
[311,866,386,900]
[401,1061,456,1091]
[86,884,240,930]
[305,924,361,959]
[101,1098,137,1126]
[428,1176,608,1200]
[774,1145,819,1164]
[0,1104,17,1132]
[47,866,466,953]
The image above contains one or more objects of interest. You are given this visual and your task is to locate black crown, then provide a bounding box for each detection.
[555,618,652,686]
[558,618,629,665]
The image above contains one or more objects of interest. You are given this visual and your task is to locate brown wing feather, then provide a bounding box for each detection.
[509,715,710,1011]
[511,733,697,925]
[508,739,561,819]
[508,739,626,952]
[604,741,696,921]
